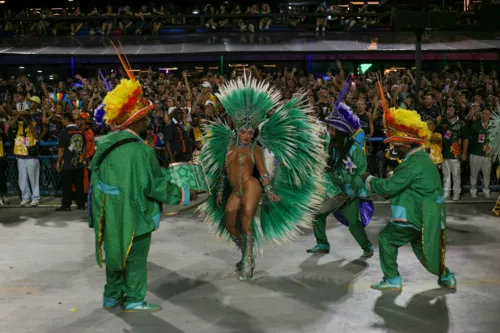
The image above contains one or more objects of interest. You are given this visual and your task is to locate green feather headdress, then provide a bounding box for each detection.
[215,73,281,131]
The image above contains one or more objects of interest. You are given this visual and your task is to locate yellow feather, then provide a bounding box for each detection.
[103,79,142,124]
[387,107,431,141]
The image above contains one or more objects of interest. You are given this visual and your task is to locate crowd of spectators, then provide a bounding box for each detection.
[0,60,499,206]
[0,0,486,37]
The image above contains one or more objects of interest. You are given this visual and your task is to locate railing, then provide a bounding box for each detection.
[2,137,495,196]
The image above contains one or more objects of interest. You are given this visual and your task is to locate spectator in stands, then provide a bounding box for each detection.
[101,5,115,36]
[55,113,85,211]
[15,90,30,112]
[437,105,468,201]
[87,7,101,36]
[135,5,151,35]
[118,6,134,34]
[204,5,218,30]
[71,7,85,36]
[9,96,42,207]
[259,4,272,30]
[164,107,193,163]
[469,108,492,199]
[417,93,441,123]
[152,5,166,35]
[315,5,328,32]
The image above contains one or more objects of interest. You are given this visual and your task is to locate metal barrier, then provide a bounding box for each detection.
[2,138,496,196]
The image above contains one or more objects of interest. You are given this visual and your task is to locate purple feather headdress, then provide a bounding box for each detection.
[324,73,360,135]
[93,103,106,126]
[93,69,113,126]
[324,102,360,135]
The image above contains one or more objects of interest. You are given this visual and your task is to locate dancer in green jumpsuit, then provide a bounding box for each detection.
[363,106,456,291]
[89,48,196,312]
[307,102,374,257]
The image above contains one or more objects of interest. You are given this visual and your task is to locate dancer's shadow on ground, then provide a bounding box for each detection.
[48,307,187,333]
[372,288,455,333]
[146,262,267,333]
[253,254,369,312]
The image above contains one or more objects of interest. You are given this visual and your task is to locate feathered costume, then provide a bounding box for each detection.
[89,42,191,312]
[199,75,326,279]
[307,77,374,256]
[365,80,455,290]
[487,112,500,216]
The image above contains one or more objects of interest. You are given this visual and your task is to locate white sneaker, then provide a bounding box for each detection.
[2,197,8,205]
[471,193,478,199]
[453,195,460,201]
[322,26,325,32]
[0,199,3,206]
[20,199,30,207]
[30,200,40,207]
[484,192,491,199]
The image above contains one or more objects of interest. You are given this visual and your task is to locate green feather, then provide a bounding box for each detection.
[258,94,327,243]
[216,74,280,130]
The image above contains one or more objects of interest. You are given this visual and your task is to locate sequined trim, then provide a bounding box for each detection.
[123,229,135,269]
[420,201,433,272]
[97,195,107,267]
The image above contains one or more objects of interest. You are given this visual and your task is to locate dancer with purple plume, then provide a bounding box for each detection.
[307,81,374,256]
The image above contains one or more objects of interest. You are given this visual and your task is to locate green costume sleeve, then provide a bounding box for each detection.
[343,143,367,196]
[143,148,185,205]
[366,162,412,197]
[349,144,367,193]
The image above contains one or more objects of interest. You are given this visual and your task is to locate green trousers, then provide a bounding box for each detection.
[378,223,451,279]
[313,198,372,251]
[104,233,151,306]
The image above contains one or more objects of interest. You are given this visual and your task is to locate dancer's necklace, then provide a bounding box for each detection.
[237,142,248,148]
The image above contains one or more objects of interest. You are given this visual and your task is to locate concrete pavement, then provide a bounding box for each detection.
[0,204,499,333]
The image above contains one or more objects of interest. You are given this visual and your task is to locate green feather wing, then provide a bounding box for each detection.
[488,112,500,162]
[197,122,233,238]
[258,94,327,243]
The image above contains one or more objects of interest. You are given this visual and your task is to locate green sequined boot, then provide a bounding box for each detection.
[438,273,457,289]
[238,233,255,281]
[231,235,244,272]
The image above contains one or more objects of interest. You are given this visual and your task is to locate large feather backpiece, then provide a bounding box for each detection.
[257,93,327,243]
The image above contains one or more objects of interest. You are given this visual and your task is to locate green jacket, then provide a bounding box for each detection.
[89,130,187,270]
[366,147,446,274]
[328,139,368,199]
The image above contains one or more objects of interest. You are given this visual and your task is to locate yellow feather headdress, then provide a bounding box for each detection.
[375,73,430,145]
[102,41,153,130]
[383,107,431,144]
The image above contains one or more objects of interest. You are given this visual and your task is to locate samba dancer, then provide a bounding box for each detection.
[199,75,326,281]
[307,75,373,255]
[307,102,374,256]
[362,106,456,291]
[89,43,197,312]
